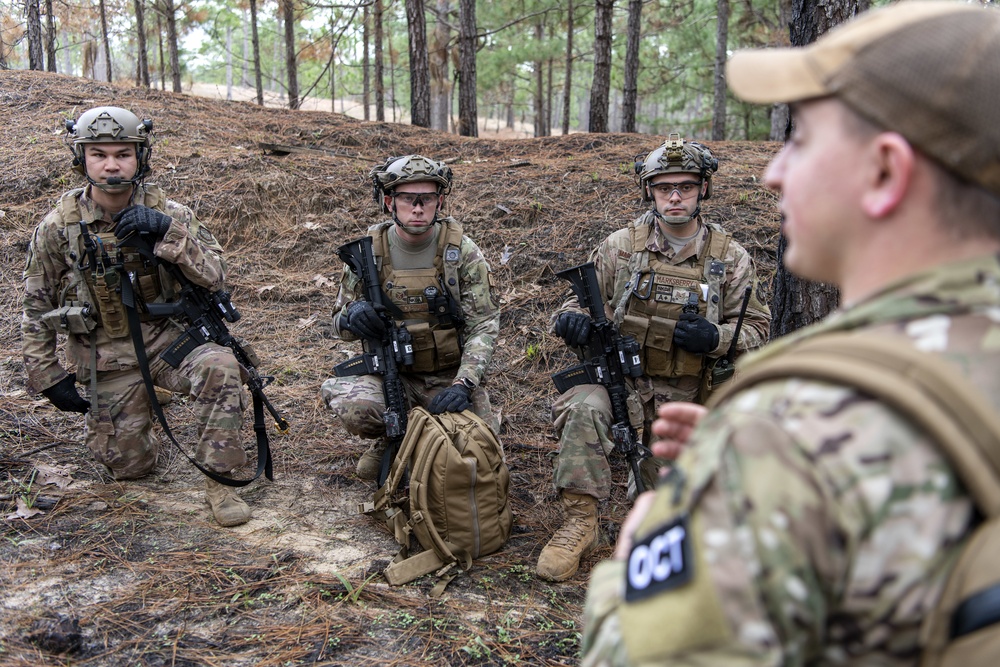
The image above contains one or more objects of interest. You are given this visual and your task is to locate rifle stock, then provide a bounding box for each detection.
[334,236,412,486]
[553,262,652,493]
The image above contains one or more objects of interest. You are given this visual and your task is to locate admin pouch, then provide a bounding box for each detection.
[706,332,1000,666]
[361,407,513,596]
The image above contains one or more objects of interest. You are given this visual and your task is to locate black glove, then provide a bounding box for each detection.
[339,301,387,340]
[41,374,90,414]
[672,312,720,354]
[113,205,173,240]
[428,383,472,414]
[554,312,592,347]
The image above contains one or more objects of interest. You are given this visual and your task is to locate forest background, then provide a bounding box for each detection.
[4,0,806,142]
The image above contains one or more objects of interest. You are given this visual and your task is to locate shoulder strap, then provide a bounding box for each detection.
[708,332,1000,517]
[438,219,464,305]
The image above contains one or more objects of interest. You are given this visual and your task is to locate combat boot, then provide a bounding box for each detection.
[356,439,388,481]
[205,476,252,527]
[536,491,599,581]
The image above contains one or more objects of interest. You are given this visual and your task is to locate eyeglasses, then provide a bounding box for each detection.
[392,192,441,208]
[650,181,701,199]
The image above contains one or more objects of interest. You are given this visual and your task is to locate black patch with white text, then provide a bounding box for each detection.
[624,514,693,603]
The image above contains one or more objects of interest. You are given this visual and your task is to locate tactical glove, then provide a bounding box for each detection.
[340,301,386,340]
[41,374,90,414]
[554,311,592,347]
[672,312,720,354]
[428,383,472,414]
[113,205,173,240]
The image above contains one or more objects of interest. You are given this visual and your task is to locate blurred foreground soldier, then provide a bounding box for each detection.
[21,106,253,527]
[320,154,500,480]
[537,135,769,582]
[581,3,1000,664]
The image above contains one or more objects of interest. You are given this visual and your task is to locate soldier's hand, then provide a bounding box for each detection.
[41,374,90,414]
[554,312,591,347]
[651,402,707,460]
[613,491,658,560]
[428,383,472,414]
[113,205,172,240]
[672,312,719,354]
[340,301,386,340]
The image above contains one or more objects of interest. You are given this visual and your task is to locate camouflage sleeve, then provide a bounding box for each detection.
[714,240,770,357]
[20,212,70,393]
[455,236,499,385]
[581,379,972,665]
[153,200,226,291]
[331,264,362,340]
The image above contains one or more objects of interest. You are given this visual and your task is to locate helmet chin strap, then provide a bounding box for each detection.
[652,204,701,227]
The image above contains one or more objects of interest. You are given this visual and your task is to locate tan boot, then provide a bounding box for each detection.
[205,477,252,527]
[154,387,174,405]
[536,491,600,581]
[356,439,388,481]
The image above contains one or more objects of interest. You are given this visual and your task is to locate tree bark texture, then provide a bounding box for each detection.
[621,0,641,133]
[457,0,478,136]
[429,0,451,131]
[588,0,614,133]
[282,0,299,109]
[99,0,112,81]
[134,0,150,87]
[26,0,44,71]
[406,0,432,128]
[164,0,182,92]
[561,0,574,135]
[711,0,729,140]
[44,0,56,72]
[375,0,385,121]
[249,0,264,105]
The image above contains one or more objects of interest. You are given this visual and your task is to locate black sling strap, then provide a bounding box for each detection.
[120,274,272,487]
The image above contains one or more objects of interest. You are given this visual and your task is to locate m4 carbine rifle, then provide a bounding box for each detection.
[118,233,287,486]
[333,235,414,487]
[551,262,653,494]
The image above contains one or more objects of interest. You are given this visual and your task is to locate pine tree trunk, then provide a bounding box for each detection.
[134,0,150,87]
[621,0,641,133]
[375,0,385,121]
[283,0,299,109]
[44,0,56,72]
[588,0,614,133]
[561,0,574,136]
[457,0,478,136]
[405,0,431,127]
[249,0,264,105]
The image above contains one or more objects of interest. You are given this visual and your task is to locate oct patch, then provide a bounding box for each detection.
[624,514,693,603]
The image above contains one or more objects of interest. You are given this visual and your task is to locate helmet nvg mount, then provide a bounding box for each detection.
[65,106,154,189]
[634,133,719,202]
[370,154,453,213]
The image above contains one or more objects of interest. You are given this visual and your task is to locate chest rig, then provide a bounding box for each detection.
[57,188,171,339]
[371,220,465,373]
[616,221,731,378]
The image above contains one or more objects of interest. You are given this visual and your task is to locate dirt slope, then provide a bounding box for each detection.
[0,69,781,666]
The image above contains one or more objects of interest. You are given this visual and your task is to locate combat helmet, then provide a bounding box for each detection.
[634,133,719,202]
[370,154,453,213]
[65,106,153,184]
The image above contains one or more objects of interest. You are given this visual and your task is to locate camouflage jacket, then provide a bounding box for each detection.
[21,185,226,394]
[332,218,499,387]
[581,254,1000,666]
[552,212,770,372]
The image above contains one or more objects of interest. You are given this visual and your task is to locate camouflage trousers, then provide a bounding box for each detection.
[320,371,500,437]
[550,375,701,500]
[82,342,248,479]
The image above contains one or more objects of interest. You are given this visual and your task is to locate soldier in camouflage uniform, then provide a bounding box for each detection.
[581,3,1000,664]
[21,106,254,527]
[320,155,500,480]
[537,136,770,582]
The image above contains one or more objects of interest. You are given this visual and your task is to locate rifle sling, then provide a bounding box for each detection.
[121,274,272,487]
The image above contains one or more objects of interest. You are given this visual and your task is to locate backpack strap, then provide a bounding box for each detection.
[708,332,1000,515]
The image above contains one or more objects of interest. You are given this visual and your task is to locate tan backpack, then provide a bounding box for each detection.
[707,332,1000,665]
[360,407,513,596]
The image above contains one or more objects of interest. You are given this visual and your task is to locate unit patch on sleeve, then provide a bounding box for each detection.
[624,514,693,603]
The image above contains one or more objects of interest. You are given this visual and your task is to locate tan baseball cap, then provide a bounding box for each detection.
[727,1,1000,196]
